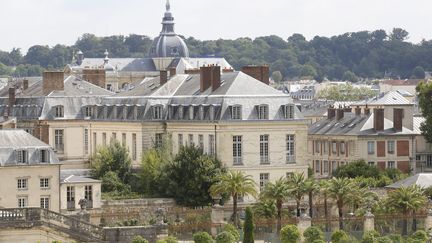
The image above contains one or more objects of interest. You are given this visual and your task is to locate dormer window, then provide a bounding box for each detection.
[230,105,242,120]
[152,105,163,120]
[40,149,49,163]
[283,105,295,119]
[178,106,184,119]
[55,106,64,118]
[16,150,28,164]
[257,105,269,120]
[85,106,93,117]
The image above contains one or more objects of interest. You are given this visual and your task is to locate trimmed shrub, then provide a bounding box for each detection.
[331,230,349,243]
[223,224,239,241]
[132,236,149,243]
[156,236,178,243]
[303,226,324,243]
[193,231,213,243]
[387,234,403,243]
[362,230,380,243]
[215,231,236,243]
[376,236,392,243]
[243,207,254,243]
[409,230,428,242]
[280,224,300,243]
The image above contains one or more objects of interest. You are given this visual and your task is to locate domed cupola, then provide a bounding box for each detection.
[149,0,189,58]
[103,49,115,71]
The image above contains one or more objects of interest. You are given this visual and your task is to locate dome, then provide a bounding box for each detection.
[149,0,189,58]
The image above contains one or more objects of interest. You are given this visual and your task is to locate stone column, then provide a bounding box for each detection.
[425,208,432,231]
[364,210,375,232]
[211,204,225,237]
[298,214,312,243]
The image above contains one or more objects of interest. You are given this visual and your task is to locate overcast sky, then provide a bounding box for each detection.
[1,0,431,52]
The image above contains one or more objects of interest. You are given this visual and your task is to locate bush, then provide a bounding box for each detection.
[156,236,178,243]
[101,171,131,193]
[193,231,213,243]
[312,240,326,243]
[376,236,392,243]
[362,230,380,243]
[331,230,349,243]
[243,207,254,243]
[386,234,403,243]
[280,224,300,243]
[410,230,428,242]
[303,226,324,243]
[333,160,380,179]
[215,231,236,243]
[132,236,149,243]
[223,224,240,241]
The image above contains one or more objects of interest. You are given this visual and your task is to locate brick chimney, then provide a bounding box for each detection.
[354,106,361,116]
[393,108,404,131]
[169,67,176,77]
[200,66,212,92]
[8,87,15,116]
[343,107,352,113]
[223,67,234,73]
[374,108,385,131]
[43,71,64,96]
[364,106,371,115]
[336,109,344,120]
[327,107,336,119]
[211,66,221,91]
[23,79,29,90]
[160,70,168,86]
[185,68,200,74]
[241,65,270,85]
[82,69,106,88]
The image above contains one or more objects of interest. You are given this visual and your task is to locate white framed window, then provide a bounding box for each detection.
[259,173,269,192]
[85,106,93,117]
[315,160,321,174]
[198,134,204,150]
[102,132,107,146]
[16,150,28,164]
[257,105,269,120]
[152,105,163,120]
[40,197,50,209]
[85,186,93,202]
[18,197,27,208]
[122,133,127,147]
[132,133,137,160]
[340,142,345,154]
[388,141,395,154]
[283,105,295,119]
[286,135,295,163]
[188,134,194,146]
[93,132,97,154]
[178,134,183,149]
[323,161,329,174]
[323,141,328,154]
[332,141,337,154]
[427,155,432,167]
[84,129,89,155]
[230,105,242,120]
[367,141,375,154]
[54,129,64,153]
[40,178,50,189]
[54,106,64,118]
[368,161,375,166]
[17,178,28,190]
[387,161,396,169]
[111,132,117,142]
[331,161,338,172]
[233,135,242,165]
[260,135,270,164]
[315,141,321,153]
[209,134,215,156]
[155,133,163,148]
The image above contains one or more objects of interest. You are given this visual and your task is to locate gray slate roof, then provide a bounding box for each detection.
[354,91,412,106]
[386,173,432,189]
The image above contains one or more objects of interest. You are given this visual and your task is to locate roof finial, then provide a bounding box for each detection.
[166,0,170,11]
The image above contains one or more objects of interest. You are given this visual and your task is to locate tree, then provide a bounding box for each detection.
[384,185,427,235]
[303,226,324,243]
[304,179,319,218]
[165,146,226,207]
[286,173,307,217]
[260,177,289,232]
[327,177,355,230]
[333,160,380,179]
[271,71,283,83]
[342,71,358,82]
[210,171,257,227]
[215,231,236,243]
[91,141,132,183]
[223,224,240,242]
[361,230,380,243]
[101,171,131,194]
[280,224,300,243]
[390,28,409,41]
[193,232,213,243]
[132,236,149,243]
[331,230,349,243]
[417,81,432,143]
[243,207,254,243]
[411,66,425,79]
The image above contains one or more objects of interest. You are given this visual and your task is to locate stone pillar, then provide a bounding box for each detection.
[211,204,225,237]
[298,214,312,243]
[364,211,375,232]
[425,209,432,231]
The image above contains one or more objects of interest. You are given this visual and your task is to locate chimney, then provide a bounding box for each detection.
[43,71,64,96]
[211,66,221,91]
[8,87,15,116]
[343,107,352,113]
[185,68,201,74]
[336,109,344,120]
[169,67,176,77]
[355,106,361,116]
[364,106,370,115]
[327,107,336,119]
[374,108,385,131]
[23,79,29,90]
[160,70,168,86]
[200,66,212,92]
[82,69,106,88]
[241,65,270,85]
[223,67,234,73]
[393,108,404,131]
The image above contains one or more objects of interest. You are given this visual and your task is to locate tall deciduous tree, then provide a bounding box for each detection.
[417,81,432,143]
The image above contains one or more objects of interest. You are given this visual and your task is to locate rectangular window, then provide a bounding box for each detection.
[102,132,107,146]
[323,141,328,154]
[198,134,204,150]
[85,106,93,117]
[40,178,50,189]
[55,106,64,118]
[260,135,270,164]
[39,149,49,163]
[367,141,375,154]
[332,141,337,154]
[122,133,126,147]
[84,129,89,155]
[340,142,345,154]
[155,133,163,148]
[85,186,93,202]
[40,197,50,209]
[286,135,295,163]
[132,133,137,160]
[315,160,321,174]
[331,161,338,172]
[178,134,183,150]
[233,136,242,165]
[17,178,28,190]
[388,141,395,154]
[368,161,375,166]
[284,105,295,119]
[111,132,117,142]
[315,141,321,153]
[153,106,163,120]
[387,161,395,169]
[323,161,329,174]
[188,134,194,146]
[427,155,432,167]
[209,135,215,156]
[18,197,27,208]
[93,132,97,153]
[257,105,269,120]
[54,129,64,153]
[230,105,242,120]
[259,173,269,192]
[16,150,28,164]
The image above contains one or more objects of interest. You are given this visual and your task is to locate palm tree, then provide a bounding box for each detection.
[286,173,307,217]
[304,179,320,218]
[327,177,355,230]
[210,171,258,227]
[385,185,427,235]
[260,177,290,233]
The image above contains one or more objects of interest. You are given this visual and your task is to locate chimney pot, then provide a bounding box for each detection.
[160,70,168,86]
[393,108,404,131]
[327,107,336,119]
[374,108,385,131]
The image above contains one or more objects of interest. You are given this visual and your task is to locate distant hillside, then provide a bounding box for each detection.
[1,28,431,81]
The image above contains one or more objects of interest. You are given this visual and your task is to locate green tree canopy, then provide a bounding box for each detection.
[417,81,432,143]
[91,141,132,182]
[333,160,380,179]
